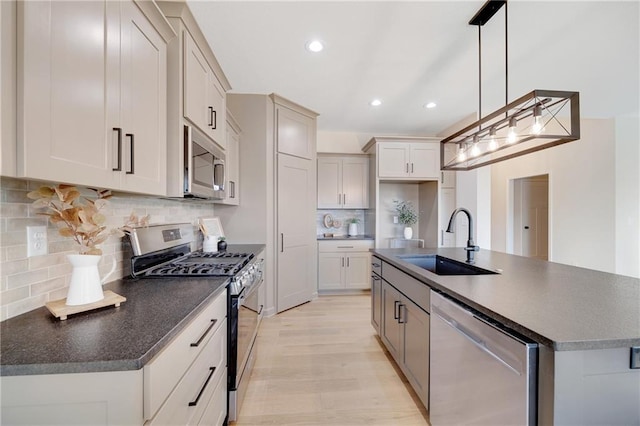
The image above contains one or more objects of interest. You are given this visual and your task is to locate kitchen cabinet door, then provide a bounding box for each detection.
[381,281,403,363]
[184,31,226,150]
[276,105,315,160]
[317,157,342,208]
[378,143,410,178]
[371,273,382,334]
[402,298,430,409]
[409,144,438,179]
[119,0,167,194]
[342,157,369,208]
[318,252,345,290]
[18,0,167,195]
[217,115,240,205]
[18,0,119,188]
[345,252,371,289]
[277,153,315,312]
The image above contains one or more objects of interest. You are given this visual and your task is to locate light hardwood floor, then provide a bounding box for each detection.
[232,294,430,425]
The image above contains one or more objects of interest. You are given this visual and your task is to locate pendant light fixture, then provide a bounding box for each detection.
[440,0,580,171]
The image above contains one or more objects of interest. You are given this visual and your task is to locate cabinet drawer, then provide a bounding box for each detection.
[371,256,382,276]
[382,262,430,313]
[318,240,374,252]
[144,288,227,419]
[147,318,227,425]
[198,368,227,426]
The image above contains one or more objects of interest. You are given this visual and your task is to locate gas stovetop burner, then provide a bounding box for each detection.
[137,251,254,277]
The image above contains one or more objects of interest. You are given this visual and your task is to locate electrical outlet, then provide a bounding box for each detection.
[393,216,398,224]
[631,347,640,369]
[27,226,47,257]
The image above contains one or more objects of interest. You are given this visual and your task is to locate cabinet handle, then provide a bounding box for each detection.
[405,163,409,173]
[347,257,350,267]
[211,109,217,130]
[112,128,122,171]
[372,262,381,268]
[230,181,235,198]
[371,275,381,281]
[338,193,342,205]
[188,366,216,407]
[125,133,134,174]
[208,106,214,127]
[258,305,264,315]
[343,194,346,205]
[441,230,444,245]
[337,246,354,249]
[394,300,400,319]
[411,163,414,173]
[398,304,406,323]
[342,257,344,267]
[281,233,284,253]
[190,319,218,347]
[441,172,444,184]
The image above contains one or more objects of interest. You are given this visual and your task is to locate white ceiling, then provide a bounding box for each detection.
[187,1,639,137]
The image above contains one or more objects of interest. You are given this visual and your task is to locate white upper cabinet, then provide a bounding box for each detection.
[317,155,369,209]
[274,96,316,160]
[364,137,440,180]
[183,30,226,150]
[17,0,172,195]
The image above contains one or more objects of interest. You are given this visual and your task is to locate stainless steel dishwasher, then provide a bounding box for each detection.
[430,291,538,426]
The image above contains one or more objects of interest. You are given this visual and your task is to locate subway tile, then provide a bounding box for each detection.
[5,294,48,319]
[0,203,28,218]
[3,189,31,204]
[31,276,66,296]
[49,261,73,279]
[6,269,49,290]
[4,244,27,261]
[6,217,49,229]
[0,286,30,306]
[0,259,29,277]
[0,230,27,247]
[0,177,28,191]
[28,252,65,269]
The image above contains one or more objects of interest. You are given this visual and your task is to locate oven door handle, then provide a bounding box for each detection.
[190,319,218,347]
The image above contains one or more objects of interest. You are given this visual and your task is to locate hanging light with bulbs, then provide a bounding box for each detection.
[440,0,580,171]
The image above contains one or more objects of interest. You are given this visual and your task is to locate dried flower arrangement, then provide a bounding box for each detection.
[28,184,149,255]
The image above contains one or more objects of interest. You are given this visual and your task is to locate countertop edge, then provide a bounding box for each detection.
[371,249,640,352]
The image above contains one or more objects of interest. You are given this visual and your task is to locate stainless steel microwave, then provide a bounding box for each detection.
[183,124,226,200]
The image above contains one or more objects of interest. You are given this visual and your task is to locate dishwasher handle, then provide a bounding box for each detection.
[432,303,522,376]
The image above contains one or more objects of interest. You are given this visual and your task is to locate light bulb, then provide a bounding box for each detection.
[531,105,543,135]
[488,127,498,151]
[507,117,518,144]
[457,144,467,162]
[470,135,481,157]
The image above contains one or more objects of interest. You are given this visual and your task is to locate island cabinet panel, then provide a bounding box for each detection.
[1,370,144,425]
[17,0,168,195]
[376,259,430,409]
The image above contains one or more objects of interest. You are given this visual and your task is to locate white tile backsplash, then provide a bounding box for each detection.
[316,209,366,236]
[0,177,216,321]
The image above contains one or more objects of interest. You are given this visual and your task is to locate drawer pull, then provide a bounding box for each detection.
[372,262,381,267]
[337,246,354,249]
[190,319,217,347]
[371,275,381,281]
[188,366,216,407]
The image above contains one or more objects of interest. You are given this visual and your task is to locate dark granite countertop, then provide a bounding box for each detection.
[317,234,375,241]
[372,248,640,352]
[0,244,265,377]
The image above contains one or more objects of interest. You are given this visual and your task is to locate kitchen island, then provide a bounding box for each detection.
[371,247,640,425]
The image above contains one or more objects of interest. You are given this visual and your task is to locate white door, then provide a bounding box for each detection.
[317,157,341,208]
[515,176,549,260]
[277,153,315,312]
[342,158,369,208]
[409,143,438,179]
[378,144,410,178]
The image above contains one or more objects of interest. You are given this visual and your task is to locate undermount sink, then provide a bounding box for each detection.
[398,255,499,276]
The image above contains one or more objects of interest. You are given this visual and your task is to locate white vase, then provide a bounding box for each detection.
[403,227,413,240]
[348,223,358,237]
[65,254,116,306]
[203,235,218,253]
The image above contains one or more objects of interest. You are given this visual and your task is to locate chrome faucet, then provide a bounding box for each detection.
[446,207,479,264]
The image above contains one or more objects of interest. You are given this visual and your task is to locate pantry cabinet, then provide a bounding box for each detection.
[276,100,316,160]
[17,0,173,195]
[318,240,373,291]
[184,30,226,150]
[317,155,369,209]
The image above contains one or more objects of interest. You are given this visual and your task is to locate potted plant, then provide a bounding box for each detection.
[28,184,147,306]
[394,200,418,239]
[348,218,360,237]
[217,236,227,251]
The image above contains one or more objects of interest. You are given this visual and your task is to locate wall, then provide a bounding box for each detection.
[317,131,370,154]
[490,119,619,274]
[0,177,216,321]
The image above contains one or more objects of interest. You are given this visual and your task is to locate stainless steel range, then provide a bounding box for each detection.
[127,223,264,423]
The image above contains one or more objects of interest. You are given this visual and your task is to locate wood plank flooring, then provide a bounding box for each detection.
[232,294,430,425]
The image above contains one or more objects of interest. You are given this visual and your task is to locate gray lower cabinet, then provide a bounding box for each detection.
[370,272,382,334]
[377,263,430,410]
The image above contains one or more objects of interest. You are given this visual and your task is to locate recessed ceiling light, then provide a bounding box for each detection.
[370,99,382,107]
[306,40,324,53]
[424,102,437,109]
